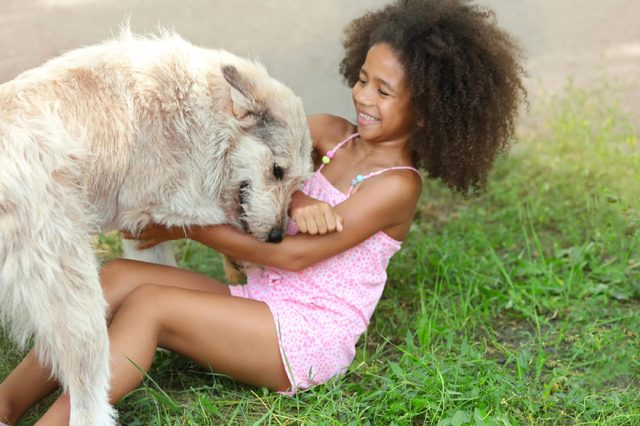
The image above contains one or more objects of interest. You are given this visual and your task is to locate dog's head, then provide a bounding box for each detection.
[217,63,313,242]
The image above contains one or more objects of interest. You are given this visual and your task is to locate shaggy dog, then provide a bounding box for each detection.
[0,31,313,425]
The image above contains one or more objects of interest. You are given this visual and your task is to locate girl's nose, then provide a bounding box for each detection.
[354,86,373,106]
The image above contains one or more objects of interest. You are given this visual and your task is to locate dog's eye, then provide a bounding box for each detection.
[273,163,284,180]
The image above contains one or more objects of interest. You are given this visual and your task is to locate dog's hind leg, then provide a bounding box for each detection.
[121,239,178,267]
[0,197,116,425]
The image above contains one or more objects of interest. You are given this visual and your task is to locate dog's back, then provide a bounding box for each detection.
[0,35,141,229]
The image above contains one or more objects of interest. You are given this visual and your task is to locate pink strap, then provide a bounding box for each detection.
[346,166,422,197]
[317,132,421,197]
[362,166,422,180]
[317,133,359,172]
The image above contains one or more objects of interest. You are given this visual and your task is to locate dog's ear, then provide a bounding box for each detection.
[222,65,264,126]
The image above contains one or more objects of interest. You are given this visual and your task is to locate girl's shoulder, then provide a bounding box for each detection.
[307,114,357,153]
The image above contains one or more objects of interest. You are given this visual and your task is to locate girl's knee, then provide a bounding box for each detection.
[100,259,146,313]
[100,259,136,285]
[117,284,164,318]
[112,284,168,337]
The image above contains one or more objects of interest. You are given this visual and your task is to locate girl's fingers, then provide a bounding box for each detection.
[321,211,336,234]
[305,216,319,235]
[123,227,164,241]
[293,209,343,235]
[294,214,308,233]
[123,230,147,240]
[316,214,328,234]
[323,210,344,233]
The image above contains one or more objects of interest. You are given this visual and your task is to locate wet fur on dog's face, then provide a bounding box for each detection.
[215,64,312,242]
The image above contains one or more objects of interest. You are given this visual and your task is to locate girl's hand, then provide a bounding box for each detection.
[290,191,343,235]
[121,223,189,249]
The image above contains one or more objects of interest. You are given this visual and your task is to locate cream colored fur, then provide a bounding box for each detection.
[0,30,312,425]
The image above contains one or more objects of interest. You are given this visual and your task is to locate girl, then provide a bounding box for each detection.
[0,0,525,423]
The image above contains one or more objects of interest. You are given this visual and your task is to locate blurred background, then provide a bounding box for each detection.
[1,0,639,126]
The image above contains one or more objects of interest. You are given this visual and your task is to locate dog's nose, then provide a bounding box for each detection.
[267,227,284,243]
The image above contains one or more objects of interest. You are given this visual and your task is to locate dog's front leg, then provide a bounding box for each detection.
[0,196,116,425]
[53,241,116,426]
[34,239,115,425]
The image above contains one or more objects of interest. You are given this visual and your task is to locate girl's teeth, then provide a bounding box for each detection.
[360,113,377,121]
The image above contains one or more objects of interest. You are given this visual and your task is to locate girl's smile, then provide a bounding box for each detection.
[356,111,380,125]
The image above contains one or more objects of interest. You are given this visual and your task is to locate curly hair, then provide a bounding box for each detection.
[340,0,526,193]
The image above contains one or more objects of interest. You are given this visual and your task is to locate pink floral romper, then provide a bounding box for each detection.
[229,134,420,394]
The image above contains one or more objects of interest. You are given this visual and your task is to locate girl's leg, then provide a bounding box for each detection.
[39,284,289,425]
[99,259,232,320]
[0,354,57,425]
[0,259,230,424]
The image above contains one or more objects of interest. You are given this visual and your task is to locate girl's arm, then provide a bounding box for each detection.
[287,114,354,234]
[131,169,420,272]
[307,113,354,154]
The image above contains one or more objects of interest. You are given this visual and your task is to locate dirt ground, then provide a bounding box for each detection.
[1,0,639,126]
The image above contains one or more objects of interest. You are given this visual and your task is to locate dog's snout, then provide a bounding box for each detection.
[266,227,284,243]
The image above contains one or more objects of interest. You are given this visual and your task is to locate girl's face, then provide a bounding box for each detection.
[352,43,415,144]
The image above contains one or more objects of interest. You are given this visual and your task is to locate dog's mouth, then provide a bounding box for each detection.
[235,179,284,241]
[238,180,250,233]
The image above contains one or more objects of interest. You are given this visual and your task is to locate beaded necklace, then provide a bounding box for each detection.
[318,133,421,196]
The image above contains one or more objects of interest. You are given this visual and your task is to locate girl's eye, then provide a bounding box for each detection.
[273,163,284,180]
[358,78,366,85]
[378,89,390,96]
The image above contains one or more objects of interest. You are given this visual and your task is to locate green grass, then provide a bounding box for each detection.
[2,83,639,425]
